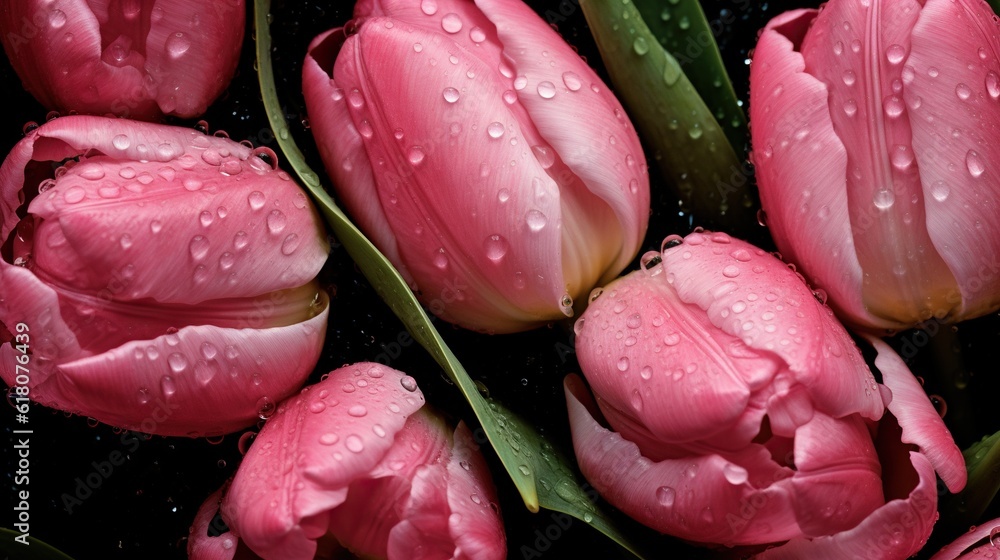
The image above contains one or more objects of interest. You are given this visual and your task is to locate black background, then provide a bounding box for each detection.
[2,1,1000,559]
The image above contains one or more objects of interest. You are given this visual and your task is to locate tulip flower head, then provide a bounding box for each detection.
[189,363,506,560]
[567,231,965,557]
[0,116,330,437]
[0,0,246,120]
[302,0,649,333]
[750,0,1000,331]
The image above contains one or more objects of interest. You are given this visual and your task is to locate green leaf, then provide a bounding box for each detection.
[941,429,1000,530]
[252,2,646,558]
[0,528,75,560]
[631,0,747,153]
[580,0,757,237]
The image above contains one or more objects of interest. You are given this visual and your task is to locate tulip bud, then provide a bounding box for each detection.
[750,0,1000,331]
[189,363,506,560]
[567,231,965,556]
[0,116,330,437]
[0,0,245,120]
[302,0,649,333]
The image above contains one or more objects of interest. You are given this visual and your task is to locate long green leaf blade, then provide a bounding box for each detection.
[632,0,747,152]
[0,529,75,560]
[252,2,645,557]
[580,0,756,237]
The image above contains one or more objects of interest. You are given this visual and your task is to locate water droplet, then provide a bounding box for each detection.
[988,72,1000,99]
[161,375,176,397]
[890,145,913,169]
[956,83,973,101]
[281,234,300,256]
[883,95,904,117]
[617,357,629,372]
[656,486,675,507]
[484,234,509,262]
[537,81,556,99]
[348,405,367,417]
[137,388,151,405]
[633,36,649,55]
[189,235,209,260]
[168,352,188,373]
[722,265,741,278]
[469,26,486,43]
[257,397,275,420]
[842,70,856,86]
[723,463,748,485]
[487,122,505,139]
[518,464,531,476]
[967,149,985,177]
[248,191,265,210]
[319,432,339,445]
[885,44,905,64]
[49,9,67,28]
[166,32,191,58]
[400,376,418,392]
[843,99,858,116]
[931,181,950,202]
[420,0,438,15]
[525,209,547,231]
[267,210,287,235]
[408,146,425,165]
[562,71,582,91]
[443,87,460,103]
[441,13,462,33]
[989,526,1000,547]
[345,434,365,453]
[873,189,895,209]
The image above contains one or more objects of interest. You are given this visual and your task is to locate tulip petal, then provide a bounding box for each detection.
[905,0,1000,321]
[476,0,649,283]
[443,423,507,560]
[188,488,240,560]
[750,9,886,330]
[660,233,884,422]
[138,0,244,117]
[799,0,959,326]
[25,294,327,437]
[330,18,569,331]
[565,374,802,546]
[303,28,414,286]
[929,517,1000,559]
[0,2,161,119]
[868,335,966,493]
[223,363,427,560]
[5,117,328,305]
[789,412,884,537]
[574,268,759,452]
[757,451,939,560]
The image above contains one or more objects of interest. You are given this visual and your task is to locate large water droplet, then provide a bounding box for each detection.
[441,13,462,33]
[166,32,191,58]
[723,463,749,485]
[633,37,649,55]
[525,209,547,231]
[161,375,176,397]
[885,44,905,64]
[168,352,188,373]
[873,189,895,209]
[967,149,985,177]
[267,210,287,234]
[487,122,505,139]
[248,191,266,210]
[656,486,675,507]
[345,434,365,452]
[400,376,418,392]
[443,87,460,103]
[281,234,300,256]
[257,397,275,420]
[408,146,426,165]
[956,83,972,100]
[348,405,367,417]
[420,0,438,15]
[931,181,950,202]
[537,81,556,99]
[484,234,509,262]
[319,432,339,445]
[189,235,210,260]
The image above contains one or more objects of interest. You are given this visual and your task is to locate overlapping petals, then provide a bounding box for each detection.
[302,0,648,333]
[189,363,506,560]
[0,116,330,436]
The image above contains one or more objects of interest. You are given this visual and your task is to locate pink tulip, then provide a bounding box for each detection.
[302,0,649,333]
[0,116,330,437]
[931,519,1000,559]
[749,0,1000,331]
[0,0,245,120]
[566,231,966,558]
[188,363,506,560]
